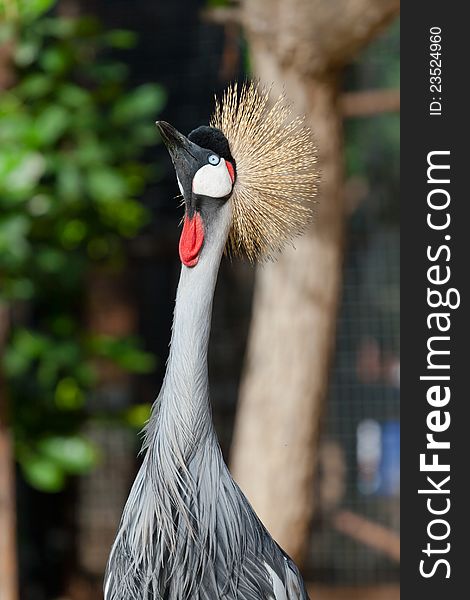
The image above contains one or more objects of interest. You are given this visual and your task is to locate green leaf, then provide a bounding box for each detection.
[34,339,84,388]
[39,46,71,75]
[104,29,137,49]
[3,345,31,377]
[73,15,101,37]
[112,345,155,373]
[74,134,111,166]
[36,247,67,272]
[0,21,16,43]
[21,454,65,493]
[86,236,113,260]
[14,38,41,67]
[25,0,56,19]
[49,314,76,336]
[0,112,31,146]
[88,335,156,373]
[37,435,99,474]
[34,105,70,144]
[2,0,56,23]
[57,83,91,108]
[59,219,87,248]
[17,73,53,98]
[99,198,148,237]
[0,214,31,262]
[37,16,77,38]
[28,194,52,216]
[206,0,230,7]
[112,84,166,124]
[1,278,35,301]
[87,167,127,202]
[74,363,96,387]
[124,403,152,428]
[87,61,128,84]
[0,151,45,195]
[8,329,49,362]
[54,377,85,410]
[56,160,83,201]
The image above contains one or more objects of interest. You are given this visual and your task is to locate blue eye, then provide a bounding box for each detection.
[208,154,220,166]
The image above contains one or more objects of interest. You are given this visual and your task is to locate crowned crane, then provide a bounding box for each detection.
[104,82,317,600]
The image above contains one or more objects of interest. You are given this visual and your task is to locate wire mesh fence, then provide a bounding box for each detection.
[308,22,399,584]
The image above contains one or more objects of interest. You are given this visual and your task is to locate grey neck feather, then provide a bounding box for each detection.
[146,201,232,450]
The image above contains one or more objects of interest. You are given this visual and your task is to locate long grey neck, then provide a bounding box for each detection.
[146,202,232,452]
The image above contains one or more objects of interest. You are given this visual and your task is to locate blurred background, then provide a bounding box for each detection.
[0,1,399,599]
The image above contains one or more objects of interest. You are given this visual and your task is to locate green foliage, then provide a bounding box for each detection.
[88,335,156,374]
[124,403,152,429]
[0,8,163,491]
[18,434,99,492]
[0,0,55,23]
[205,0,231,7]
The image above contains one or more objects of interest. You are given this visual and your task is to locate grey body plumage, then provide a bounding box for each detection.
[105,85,316,599]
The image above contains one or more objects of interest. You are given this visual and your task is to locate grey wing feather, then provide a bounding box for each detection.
[105,442,309,600]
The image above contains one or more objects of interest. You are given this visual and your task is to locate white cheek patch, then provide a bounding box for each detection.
[192,160,233,198]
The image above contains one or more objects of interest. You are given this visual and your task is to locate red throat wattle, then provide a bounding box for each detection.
[179,213,204,267]
[225,160,235,183]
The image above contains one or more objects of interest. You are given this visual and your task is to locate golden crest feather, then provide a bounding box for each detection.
[210,81,318,261]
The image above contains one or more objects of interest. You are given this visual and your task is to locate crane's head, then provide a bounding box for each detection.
[157,82,318,267]
[157,121,237,267]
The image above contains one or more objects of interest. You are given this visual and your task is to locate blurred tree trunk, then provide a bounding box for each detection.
[0,304,18,600]
[231,0,399,563]
[0,36,19,600]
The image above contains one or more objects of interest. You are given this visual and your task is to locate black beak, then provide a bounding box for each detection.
[156,121,201,211]
[156,121,196,158]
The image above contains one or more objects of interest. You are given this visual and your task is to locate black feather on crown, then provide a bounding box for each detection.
[188,126,236,167]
